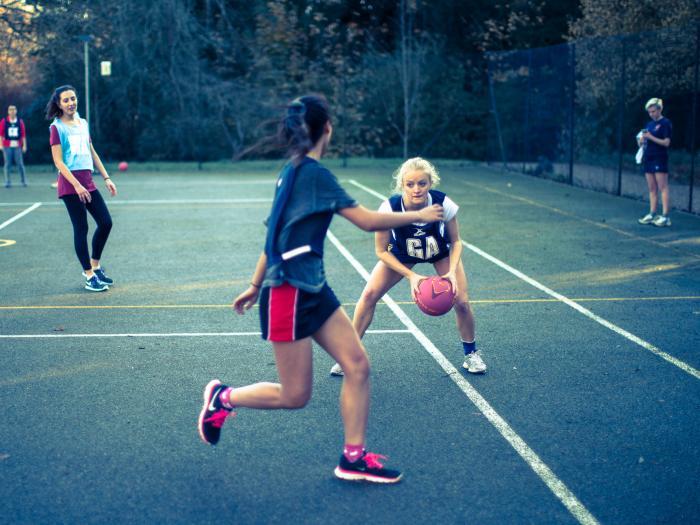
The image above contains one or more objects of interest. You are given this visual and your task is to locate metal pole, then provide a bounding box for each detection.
[487,56,507,169]
[616,37,626,196]
[84,39,89,124]
[523,50,532,173]
[689,21,699,212]
[568,43,576,185]
[79,35,92,123]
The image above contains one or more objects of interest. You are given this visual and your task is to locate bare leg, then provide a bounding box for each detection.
[352,261,406,338]
[223,308,371,448]
[230,338,313,409]
[434,257,475,342]
[644,172,658,214]
[314,308,370,445]
[655,172,670,215]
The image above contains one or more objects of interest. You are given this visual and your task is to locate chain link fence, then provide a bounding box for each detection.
[486,22,700,214]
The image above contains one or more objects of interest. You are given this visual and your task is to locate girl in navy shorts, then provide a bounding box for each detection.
[197,95,444,483]
[329,157,486,377]
[46,85,117,291]
[637,97,672,227]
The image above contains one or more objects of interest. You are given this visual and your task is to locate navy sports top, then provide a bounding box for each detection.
[263,157,358,293]
[387,190,451,264]
[643,117,672,160]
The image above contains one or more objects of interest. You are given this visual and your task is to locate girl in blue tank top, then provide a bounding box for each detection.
[46,85,117,292]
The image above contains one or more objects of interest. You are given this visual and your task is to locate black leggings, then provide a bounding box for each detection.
[62,190,113,271]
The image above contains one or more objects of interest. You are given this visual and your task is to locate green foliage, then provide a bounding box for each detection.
[2,0,574,162]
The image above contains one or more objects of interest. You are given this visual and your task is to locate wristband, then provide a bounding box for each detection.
[250,282,261,289]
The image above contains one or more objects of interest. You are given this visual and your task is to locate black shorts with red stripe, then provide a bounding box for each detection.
[259,282,341,342]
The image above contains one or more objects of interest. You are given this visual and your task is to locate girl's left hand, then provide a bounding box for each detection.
[105,179,117,196]
[441,270,458,294]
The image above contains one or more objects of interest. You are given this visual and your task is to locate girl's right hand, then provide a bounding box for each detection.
[408,272,427,297]
[75,184,91,203]
[232,286,260,314]
[418,204,444,223]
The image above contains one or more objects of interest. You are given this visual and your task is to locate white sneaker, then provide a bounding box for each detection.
[652,215,671,227]
[638,213,655,225]
[330,363,344,376]
[463,351,487,374]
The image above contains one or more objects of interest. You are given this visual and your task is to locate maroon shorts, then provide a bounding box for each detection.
[259,282,341,342]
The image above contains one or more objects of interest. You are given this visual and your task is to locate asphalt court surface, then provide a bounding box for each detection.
[1,162,699,524]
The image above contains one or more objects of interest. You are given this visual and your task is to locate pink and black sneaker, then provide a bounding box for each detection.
[334,452,403,484]
[198,379,235,445]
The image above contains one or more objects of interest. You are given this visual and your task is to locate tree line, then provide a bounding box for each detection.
[0,0,695,164]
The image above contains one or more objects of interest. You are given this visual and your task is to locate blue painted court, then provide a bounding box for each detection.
[1,161,699,524]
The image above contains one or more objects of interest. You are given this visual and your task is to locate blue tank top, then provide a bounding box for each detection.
[51,115,94,171]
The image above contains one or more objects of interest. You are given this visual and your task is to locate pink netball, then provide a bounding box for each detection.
[413,276,456,316]
[118,161,129,172]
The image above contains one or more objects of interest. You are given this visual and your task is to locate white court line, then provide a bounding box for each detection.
[0,332,261,339]
[327,230,599,525]
[0,198,271,207]
[105,198,272,205]
[109,179,276,186]
[0,202,41,231]
[465,243,700,380]
[348,179,700,381]
[0,329,410,339]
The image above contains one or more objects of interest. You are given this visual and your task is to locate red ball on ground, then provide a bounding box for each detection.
[413,276,456,316]
[118,161,129,172]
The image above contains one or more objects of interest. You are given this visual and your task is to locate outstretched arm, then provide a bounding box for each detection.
[339,204,443,232]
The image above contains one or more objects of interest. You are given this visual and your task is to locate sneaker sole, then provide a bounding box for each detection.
[462,363,487,374]
[329,370,344,377]
[334,467,402,484]
[198,379,222,445]
[85,285,109,292]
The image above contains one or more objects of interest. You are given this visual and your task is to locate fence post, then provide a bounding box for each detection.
[616,36,626,196]
[487,56,508,169]
[523,49,532,173]
[568,43,576,185]
[689,21,699,212]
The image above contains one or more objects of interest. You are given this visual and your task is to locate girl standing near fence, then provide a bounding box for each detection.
[638,98,673,227]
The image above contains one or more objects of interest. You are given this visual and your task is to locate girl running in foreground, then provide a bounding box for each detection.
[197,95,443,483]
[330,157,486,376]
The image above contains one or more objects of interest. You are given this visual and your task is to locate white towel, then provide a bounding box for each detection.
[635,131,645,165]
